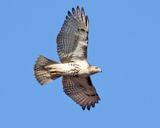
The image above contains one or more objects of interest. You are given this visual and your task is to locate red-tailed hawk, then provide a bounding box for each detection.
[34,6,102,110]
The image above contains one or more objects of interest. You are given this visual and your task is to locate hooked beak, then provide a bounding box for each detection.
[98,68,102,73]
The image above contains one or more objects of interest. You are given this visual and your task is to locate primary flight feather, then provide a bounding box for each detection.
[34,6,102,110]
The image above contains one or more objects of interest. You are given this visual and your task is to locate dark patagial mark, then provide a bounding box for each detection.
[87,77,93,86]
[78,28,86,32]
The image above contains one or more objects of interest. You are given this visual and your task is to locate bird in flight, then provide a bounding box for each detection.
[34,6,102,110]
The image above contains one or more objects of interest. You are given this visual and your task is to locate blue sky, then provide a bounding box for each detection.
[0,0,160,128]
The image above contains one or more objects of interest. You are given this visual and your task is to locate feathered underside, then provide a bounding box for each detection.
[56,6,89,63]
[63,76,100,110]
[56,6,100,110]
[34,6,100,111]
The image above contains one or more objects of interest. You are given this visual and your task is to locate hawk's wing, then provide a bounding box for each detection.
[62,76,100,110]
[57,6,89,63]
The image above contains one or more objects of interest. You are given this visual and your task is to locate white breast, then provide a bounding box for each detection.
[74,60,89,75]
[75,60,89,68]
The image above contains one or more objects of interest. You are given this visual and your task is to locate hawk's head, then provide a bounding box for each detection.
[89,66,102,75]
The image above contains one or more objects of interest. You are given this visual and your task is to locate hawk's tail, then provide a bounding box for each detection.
[34,55,61,85]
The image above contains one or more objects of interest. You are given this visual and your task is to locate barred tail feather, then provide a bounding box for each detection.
[34,55,61,85]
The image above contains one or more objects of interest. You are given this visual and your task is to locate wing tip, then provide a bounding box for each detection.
[81,99,100,111]
[68,11,72,17]
[76,6,80,10]
[65,6,89,29]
